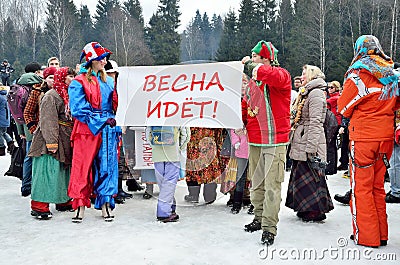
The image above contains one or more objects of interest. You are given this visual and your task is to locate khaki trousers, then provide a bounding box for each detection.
[249,145,286,235]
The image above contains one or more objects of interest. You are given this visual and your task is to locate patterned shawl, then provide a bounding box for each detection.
[53,67,72,120]
[344,35,399,99]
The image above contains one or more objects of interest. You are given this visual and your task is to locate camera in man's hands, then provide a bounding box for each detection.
[308,155,327,171]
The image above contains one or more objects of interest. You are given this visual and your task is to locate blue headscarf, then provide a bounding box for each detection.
[344,35,399,99]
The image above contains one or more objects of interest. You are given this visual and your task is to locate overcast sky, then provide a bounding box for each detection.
[73,0,241,32]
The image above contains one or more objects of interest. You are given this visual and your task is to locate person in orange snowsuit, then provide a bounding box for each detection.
[338,35,400,248]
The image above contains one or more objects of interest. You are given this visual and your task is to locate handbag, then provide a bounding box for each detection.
[4,139,26,180]
[220,157,238,194]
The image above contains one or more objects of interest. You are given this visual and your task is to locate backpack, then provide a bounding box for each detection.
[324,109,339,144]
[7,84,31,124]
[150,126,175,145]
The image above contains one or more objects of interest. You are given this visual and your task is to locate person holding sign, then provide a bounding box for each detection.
[241,40,292,246]
[68,42,120,223]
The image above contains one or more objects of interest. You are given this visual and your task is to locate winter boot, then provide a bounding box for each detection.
[231,202,242,214]
[334,190,351,205]
[101,203,114,222]
[7,141,16,154]
[243,185,251,207]
[72,206,85,223]
[157,213,179,223]
[31,210,53,220]
[261,231,275,245]
[203,182,217,204]
[143,183,153,199]
[244,219,261,232]
[0,146,5,156]
[226,190,234,207]
[247,204,254,215]
[385,191,400,203]
[231,191,243,214]
[117,178,133,199]
[184,185,200,203]
[126,178,144,191]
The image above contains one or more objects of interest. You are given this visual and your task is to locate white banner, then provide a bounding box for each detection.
[133,128,154,170]
[116,61,243,128]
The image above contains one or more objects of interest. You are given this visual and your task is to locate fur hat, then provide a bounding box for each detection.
[80,42,111,67]
[43,67,58,79]
[17,73,43,86]
[252,40,279,66]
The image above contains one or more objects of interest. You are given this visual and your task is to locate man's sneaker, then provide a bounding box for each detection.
[385,191,400,203]
[31,210,52,220]
[334,190,351,205]
[157,213,179,223]
[244,219,261,232]
[261,231,275,245]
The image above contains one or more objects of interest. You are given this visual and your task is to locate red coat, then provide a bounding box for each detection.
[327,91,342,125]
[242,64,291,145]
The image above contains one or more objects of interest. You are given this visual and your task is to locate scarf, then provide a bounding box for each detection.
[53,67,72,120]
[344,35,399,99]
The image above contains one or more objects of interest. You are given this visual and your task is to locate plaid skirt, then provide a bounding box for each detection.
[285,160,334,213]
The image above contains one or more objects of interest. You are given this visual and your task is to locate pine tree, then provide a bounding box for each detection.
[123,0,144,26]
[216,10,239,61]
[181,10,203,61]
[210,14,223,60]
[93,0,119,44]
[146,0,181,65]
[237,0,263,55]
[45,0,80,66]
[274,0,294,67]
[3,17,17,63]
[201,12,212,59]
[79,5,96,46]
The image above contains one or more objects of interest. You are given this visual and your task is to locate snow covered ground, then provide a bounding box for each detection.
[0,153,399,265]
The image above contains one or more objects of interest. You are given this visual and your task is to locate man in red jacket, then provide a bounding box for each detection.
[241,40,292,245]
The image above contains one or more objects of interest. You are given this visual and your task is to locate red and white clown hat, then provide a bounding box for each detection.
[80,42,111,67]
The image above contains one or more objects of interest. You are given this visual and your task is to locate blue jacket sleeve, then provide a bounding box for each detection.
[68,79,108,136]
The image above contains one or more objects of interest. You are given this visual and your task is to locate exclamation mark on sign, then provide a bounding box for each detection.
[212,101,218,118]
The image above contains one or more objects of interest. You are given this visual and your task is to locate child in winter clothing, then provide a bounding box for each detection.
[146,126,190,222]
[230,128,249,214]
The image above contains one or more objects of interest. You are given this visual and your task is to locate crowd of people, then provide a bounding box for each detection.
[1,35,400,249]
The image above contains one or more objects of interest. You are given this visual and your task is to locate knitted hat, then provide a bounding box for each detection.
[43,67,57,79]
[80,42,111,67]
[252,40,279,66]
[17,73,43,85]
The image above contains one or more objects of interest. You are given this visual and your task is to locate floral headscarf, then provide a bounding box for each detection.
[344,35,399,99]
[53,67,72,120]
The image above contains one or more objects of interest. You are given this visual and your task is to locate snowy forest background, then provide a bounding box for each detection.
[0,0,399,82]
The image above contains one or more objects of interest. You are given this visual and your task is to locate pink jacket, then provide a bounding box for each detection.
[230,129,249,159]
